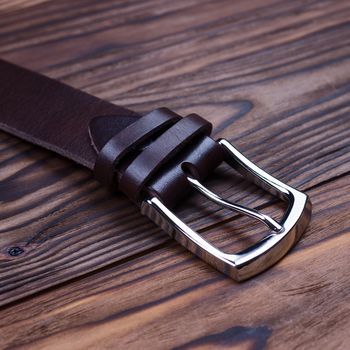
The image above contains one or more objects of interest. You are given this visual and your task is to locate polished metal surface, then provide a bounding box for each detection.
[141,138,312,281]
[186,175,282,232]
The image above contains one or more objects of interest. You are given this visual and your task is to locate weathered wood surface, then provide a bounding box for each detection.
[0,0,349,348]
[0,176,349,349]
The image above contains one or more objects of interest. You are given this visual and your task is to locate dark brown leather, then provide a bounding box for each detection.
[0,59,139,169]
[0,59,225,209]
[148,136,224,207]
[118,114,212,203]
[93,108,181,188]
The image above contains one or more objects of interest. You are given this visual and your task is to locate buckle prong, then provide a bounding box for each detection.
[186,175,282,232]
[141,138,311,281]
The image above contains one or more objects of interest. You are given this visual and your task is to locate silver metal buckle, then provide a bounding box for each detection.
[141,139,312,281]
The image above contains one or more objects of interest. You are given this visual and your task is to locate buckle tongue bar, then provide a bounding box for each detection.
[141,138,311,281]
[186,175,282,232]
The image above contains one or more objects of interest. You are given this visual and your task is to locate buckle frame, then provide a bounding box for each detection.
[141,138,312,281]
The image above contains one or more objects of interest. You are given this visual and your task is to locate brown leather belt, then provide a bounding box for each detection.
[0,59,312,281]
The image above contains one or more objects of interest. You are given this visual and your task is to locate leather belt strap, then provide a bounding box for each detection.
[93,108,181,188]
[0,59,224,208]
[0,59,312,281]
[118,113,212,203]
[0,59,140,169]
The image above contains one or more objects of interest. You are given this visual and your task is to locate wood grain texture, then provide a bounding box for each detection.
[0,0,349,348]
[0,176,349,349]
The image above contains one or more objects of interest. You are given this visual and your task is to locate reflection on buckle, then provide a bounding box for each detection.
[141,138,312,281]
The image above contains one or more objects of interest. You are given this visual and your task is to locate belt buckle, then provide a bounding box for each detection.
[141,138,312,281]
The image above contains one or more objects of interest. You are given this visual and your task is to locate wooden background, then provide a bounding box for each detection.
[0,0,349,348]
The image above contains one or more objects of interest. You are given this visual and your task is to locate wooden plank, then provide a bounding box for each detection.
[0,0,350,306]
[0,175,348,349]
